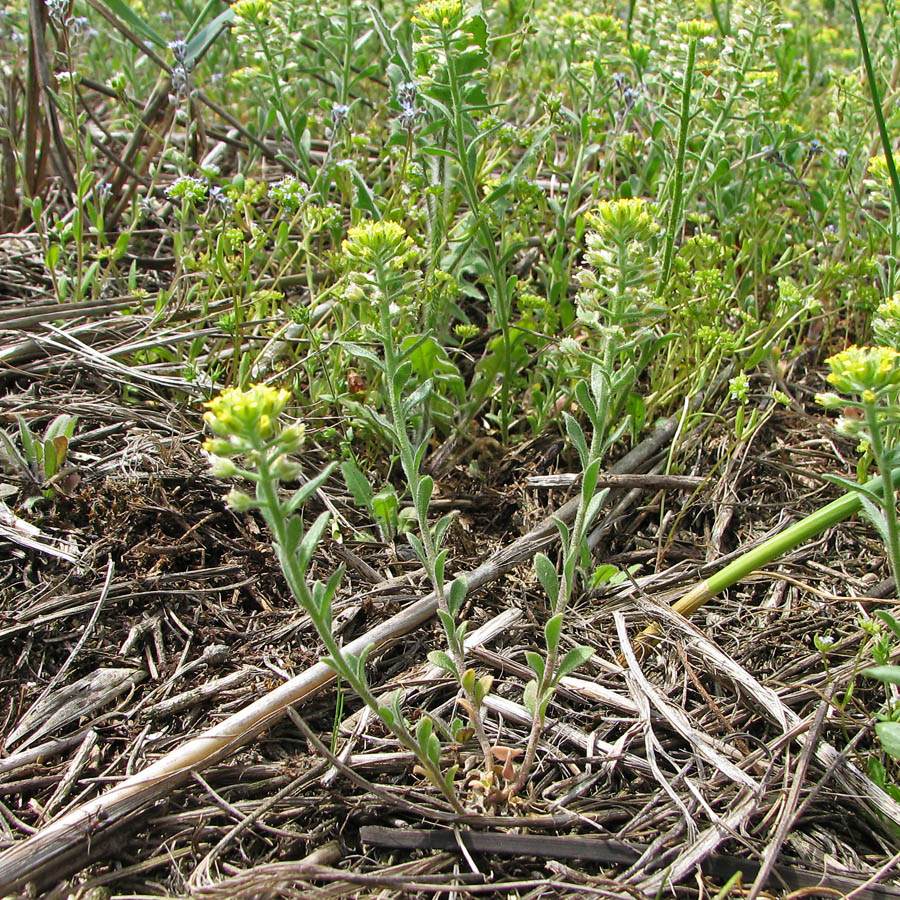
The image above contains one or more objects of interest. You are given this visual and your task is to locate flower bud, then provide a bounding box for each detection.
[208,456,239,477]
[225,488,254,511]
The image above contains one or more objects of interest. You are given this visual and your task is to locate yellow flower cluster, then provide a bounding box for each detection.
[202,384,303,457]
[825,345,900,397]
[343,220,418,268]
[587,198,658,244]
[413,0,464,28]
[232,0,271,22]
[677,19,715,38]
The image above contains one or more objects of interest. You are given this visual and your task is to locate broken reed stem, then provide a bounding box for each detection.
[635,466,900,653]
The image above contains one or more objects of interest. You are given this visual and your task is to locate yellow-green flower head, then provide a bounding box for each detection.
[232,0,270,22]
[413,0,464,28]
[203,384,291,443]
[587,198,658,244]
[868,154,889,183]
[825,345,900,395]
[678,19,716,39]
[343,220,416,268]
[873,293,900,349]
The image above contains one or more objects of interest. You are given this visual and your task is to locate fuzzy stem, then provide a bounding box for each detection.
[864,401,900,592]
[253,448,464,811]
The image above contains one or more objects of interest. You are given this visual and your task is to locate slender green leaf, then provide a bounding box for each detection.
[554,645,594,682]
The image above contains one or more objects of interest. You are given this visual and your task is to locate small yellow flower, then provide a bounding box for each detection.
[825,345,900,395]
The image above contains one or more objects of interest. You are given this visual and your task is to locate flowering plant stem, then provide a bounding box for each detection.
[864,400,900,589]
[203,384,466,812]
[367,252,497,780]
[658,33,698,293]
[511,367,608,795]
[437,24,514,443]
[251,454,461,811]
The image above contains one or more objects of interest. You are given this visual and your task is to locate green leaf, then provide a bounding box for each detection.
[434,548,447,590]
[184,7,234,68]
[582,458,601,504]
[416,475,434,516]
[427,650,458,678]
[433,513,454,549]
[416,715,433,749]
[339,341,384,370]
[524,651,545,682]
[473,673,493,706]
[876,611,900,642]
[352,167,379,216]
[101,0,167,48]
[534,553,559,609]
[523,679,538,716]
[860,495,890,546]
[544,613,564,655]
[584,490,608,531]
[406,531,426,565]
[377,704,395,729]
[437,609,456,641]
[283,517,303,556]
[319,567,344,624]
[864,665,900,686]
[554,645,594,682]
[426,732,442,768]
[564,413,589,469]
[448,577,467,617]
[403,379,433,417]
[17,416,35,467]
[286,463,338,515]
[392,360,413,396]
[44,414,77,441]
[42,439,58,480]
[821,473,885,507]
[443,764,459,793]
[297,510,331,573]
[341,460,374,508]
[876,721,900,760]
[0,428,27,474]
[574,379,599,428]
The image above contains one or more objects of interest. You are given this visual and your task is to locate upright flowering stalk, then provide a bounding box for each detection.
[203,383,465,811]
[658,19,716,293]
[342,221,497,785]
[817,345,900,593]
[412,0,517,442]
[576,198,661,427]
